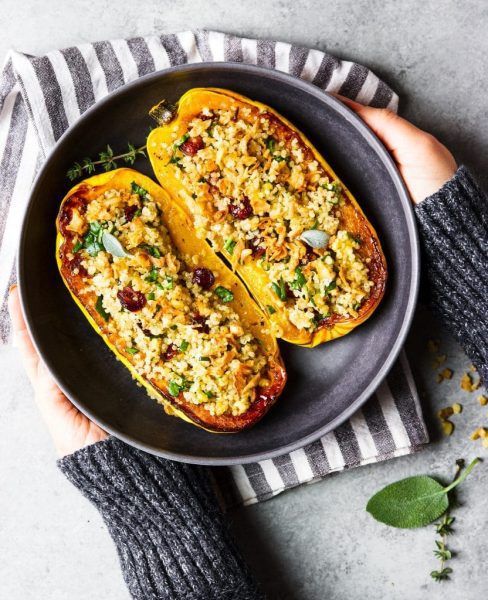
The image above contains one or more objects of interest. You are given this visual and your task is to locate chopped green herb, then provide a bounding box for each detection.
[126,347,138,355]
[267,305,276,315]
[312,311,327,326]
[272,277,288,301]
[273,155,288,163]
[168,381,182,397]
[224,238,237,255]
[289,267,306,290]
[82,220,104,256]
[168,154,181,165]
[180,340,189,352]
[214,286,234,303]
[134,208,142,217]
[347,232,362,245]
[95,296,110,322]
[131,182,149,199]
[203,389,215,398]
[145,267,159,283]
[200,357,211,362]
[324,281,337,295]
[266,137,276,152]
[163,276,174,290]
[72,240,83,253]
[174,133,189,148]
[147,292,156,301]
[139,244,161,258]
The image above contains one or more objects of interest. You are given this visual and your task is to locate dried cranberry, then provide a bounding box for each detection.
[191,313,210,334]
[69,254,88,277]
[192,267,215,290]
[248,237,265,258]
[300,243,317,266]
[117,287,147,312]
[124,204,139,222]
[180,136,204,156]
[163,343,179,361]
[138,324,153,337]
[229,196,253,220]
[285,282,294,299]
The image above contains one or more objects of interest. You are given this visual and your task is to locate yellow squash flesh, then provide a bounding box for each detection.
[147,88,387,347]
[56,168,285,432]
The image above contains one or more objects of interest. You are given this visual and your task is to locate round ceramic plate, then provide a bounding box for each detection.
[18,63,419,465]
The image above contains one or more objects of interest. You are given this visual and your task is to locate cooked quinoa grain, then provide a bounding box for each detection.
[67,186,273,418]
[162,106,374,332]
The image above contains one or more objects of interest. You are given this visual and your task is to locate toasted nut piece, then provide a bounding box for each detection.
[452,403,463,414]
[441,420,454,436]
[470,428,483,440]
[480,428,488,439]
[460,372,481,392]
[437,368,453,383]
[427,339,440,353]
[478,395,488,406]
[482,438,488,448]
[432,354,447,369]
[438,407,454,419]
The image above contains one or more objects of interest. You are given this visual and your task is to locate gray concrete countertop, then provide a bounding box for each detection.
[1,2,486,598]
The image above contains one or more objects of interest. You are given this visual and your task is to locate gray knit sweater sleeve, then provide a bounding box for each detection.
[415,166,488,384]
[57,437,263,600]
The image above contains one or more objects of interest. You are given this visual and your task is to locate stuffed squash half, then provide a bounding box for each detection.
[56,168,286,432]
[147,88,387,346]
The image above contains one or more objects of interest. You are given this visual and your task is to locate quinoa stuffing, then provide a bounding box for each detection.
[161,105,374,333]
[64,185,274,418]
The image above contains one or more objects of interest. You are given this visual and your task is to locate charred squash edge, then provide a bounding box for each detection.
[55,168,286,433]
[147,88,387,347]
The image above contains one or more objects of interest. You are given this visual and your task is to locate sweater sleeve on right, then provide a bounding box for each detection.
[414,166,488,384]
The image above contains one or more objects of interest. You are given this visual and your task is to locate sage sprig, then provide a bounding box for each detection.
[67,143,147,181]
[366,457,479,529]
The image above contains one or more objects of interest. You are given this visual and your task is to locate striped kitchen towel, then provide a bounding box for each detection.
[0,30,428,505]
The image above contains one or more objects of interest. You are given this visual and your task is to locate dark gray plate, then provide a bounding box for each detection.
[18,63,419,465]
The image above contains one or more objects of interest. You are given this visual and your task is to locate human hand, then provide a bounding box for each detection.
[8,285,107,457]
[336,96,457,204]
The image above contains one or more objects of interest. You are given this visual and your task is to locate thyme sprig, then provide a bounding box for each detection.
[67,143,147,181]
[430,459,464,583]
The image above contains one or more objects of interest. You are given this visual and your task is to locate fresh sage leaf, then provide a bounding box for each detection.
[366,458,480,529]
[102,231,131,258]
[299,229,330,249]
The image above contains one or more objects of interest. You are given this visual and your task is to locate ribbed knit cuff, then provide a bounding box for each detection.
[415,166,488,384]
[58,437,264,600]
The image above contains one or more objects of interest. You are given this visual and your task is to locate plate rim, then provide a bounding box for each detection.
[17,61,420,465]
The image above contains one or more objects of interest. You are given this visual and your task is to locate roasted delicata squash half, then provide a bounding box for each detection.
[147,88,387,346]
[56,168,286,432]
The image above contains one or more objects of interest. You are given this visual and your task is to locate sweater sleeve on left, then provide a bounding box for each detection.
[57,437,263,600]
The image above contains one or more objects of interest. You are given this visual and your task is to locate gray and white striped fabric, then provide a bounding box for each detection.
[0,30,427,505]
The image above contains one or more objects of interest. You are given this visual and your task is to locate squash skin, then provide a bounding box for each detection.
[56,168,286,433]
[147,88,387,347]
